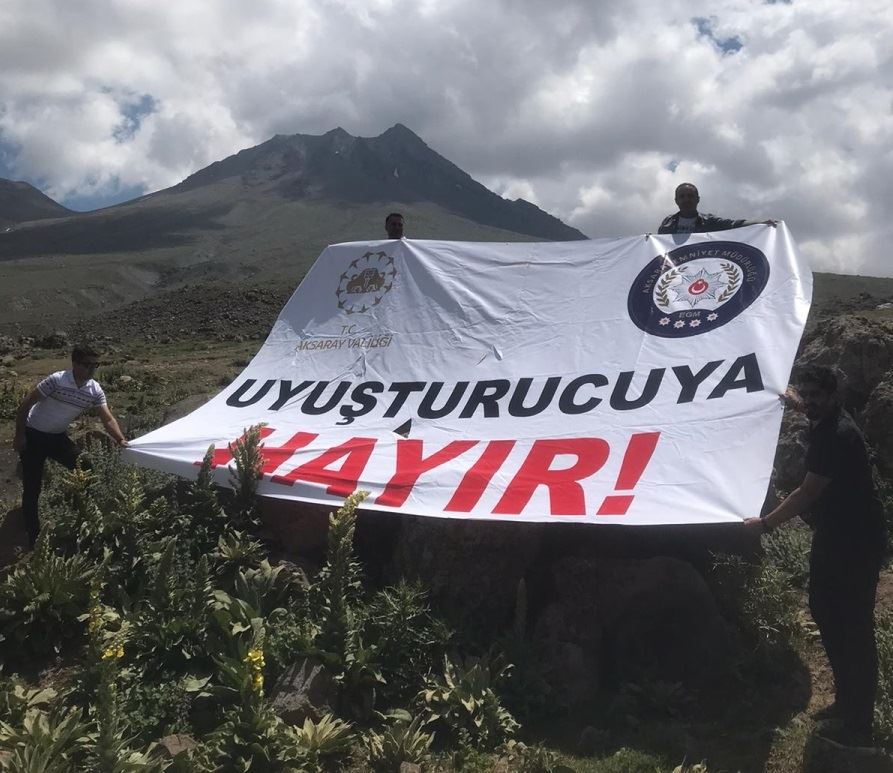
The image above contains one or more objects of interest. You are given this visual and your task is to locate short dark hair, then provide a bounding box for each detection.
[72,344,101,363]
[798,365,838,395]
[385,212,403,225]
[675,182,699,196]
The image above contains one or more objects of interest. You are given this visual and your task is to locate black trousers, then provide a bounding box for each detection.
[19,427,80,546]
[809,530,882,731]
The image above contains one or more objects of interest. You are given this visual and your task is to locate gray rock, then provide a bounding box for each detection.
[803,731,893,772]
[399,764,422,773]
[798,316,893,410]
[268,658,337,726]
[533,556,727,705]
[34,330,69,349]
[150,734,198,760]
[771,409,810,494]
[390,517,545,637]
[864,374,893,475]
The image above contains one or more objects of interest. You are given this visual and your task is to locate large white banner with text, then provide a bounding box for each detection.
[126,224,811,524]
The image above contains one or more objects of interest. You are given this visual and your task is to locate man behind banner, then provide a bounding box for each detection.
[745,366,886,745]
[658,183,775,234]
[13,344,127,547]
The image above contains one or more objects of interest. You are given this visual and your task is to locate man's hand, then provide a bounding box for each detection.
[743,517,767,534]
[780,386,804,413]
[12,434,25,453]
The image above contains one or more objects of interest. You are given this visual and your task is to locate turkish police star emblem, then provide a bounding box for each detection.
[627,241,770,338]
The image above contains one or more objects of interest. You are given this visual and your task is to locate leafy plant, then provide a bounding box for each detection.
[762,522,811,587]
[361,581,452,706]
[0,381,26,421]
[0,706,94,772]
[419,653,518,750]
[0,530,94,657]
[708,553,804,660]
[364,712,433,772]
[313,491,368,657]
[227,424,266,529]
[294,714,354,770]
[0,682,57,726]
[498,740,575,773]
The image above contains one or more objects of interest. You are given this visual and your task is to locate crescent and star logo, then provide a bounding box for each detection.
[627,241,770,338]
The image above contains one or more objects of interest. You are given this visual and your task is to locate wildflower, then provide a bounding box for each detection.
[101,645,124,661]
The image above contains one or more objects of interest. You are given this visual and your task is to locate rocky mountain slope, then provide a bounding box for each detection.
[0,179,70,228]
[0,125,585,329]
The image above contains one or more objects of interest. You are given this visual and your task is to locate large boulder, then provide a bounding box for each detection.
[863,373,893,475]
[771,409,811,494]
[390,518,546,636]
[798,316,893,410]
[268,658,337,725]
[532,556,728,705]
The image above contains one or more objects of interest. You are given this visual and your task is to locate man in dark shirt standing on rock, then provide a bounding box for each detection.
[745,366,886,745]
[658,183,776,234]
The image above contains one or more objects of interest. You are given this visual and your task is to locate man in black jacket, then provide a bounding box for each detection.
[745,366,886,745]
[658,183,775,234]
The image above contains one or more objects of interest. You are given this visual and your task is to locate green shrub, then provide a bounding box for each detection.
[0,381,26,421]
[360,581,452,706]
[708,553,804,661]
[419,653,518,750]
[0,531,94,657]
[364,712,433,771]
[762,523,811,587]
[294,714,355,770]
[0,706,94,772]
[0,682,57,726]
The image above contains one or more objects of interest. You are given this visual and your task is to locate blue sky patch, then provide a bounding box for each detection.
[692,17,743,54]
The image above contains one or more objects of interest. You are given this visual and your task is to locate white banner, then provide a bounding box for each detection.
[126,224,811,525]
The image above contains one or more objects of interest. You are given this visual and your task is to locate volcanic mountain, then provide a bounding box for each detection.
[0,125,585,328]
[0,179,71,228]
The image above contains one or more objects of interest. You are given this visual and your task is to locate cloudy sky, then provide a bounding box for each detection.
[1,0,891,274]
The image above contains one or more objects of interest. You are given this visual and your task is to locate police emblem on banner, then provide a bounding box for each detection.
[627,241,770,338]
[336,251,397,315]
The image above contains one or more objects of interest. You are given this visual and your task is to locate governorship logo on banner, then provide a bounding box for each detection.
[336,251,397,315]
[627,241,770,338]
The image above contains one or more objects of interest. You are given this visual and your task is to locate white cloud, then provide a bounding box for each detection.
[0,0,891,274]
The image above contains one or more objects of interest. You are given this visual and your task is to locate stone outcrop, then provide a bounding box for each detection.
[798,316,893,410]
[863,373,893,475]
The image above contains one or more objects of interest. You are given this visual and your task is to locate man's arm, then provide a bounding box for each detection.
[740,219,778,228]
[743,471,830,534]
[13,388,44,453]
[96,405,128,446]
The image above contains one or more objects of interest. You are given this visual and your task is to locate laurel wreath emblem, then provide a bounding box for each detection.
[716,262,742,303]
[655,268,681,310]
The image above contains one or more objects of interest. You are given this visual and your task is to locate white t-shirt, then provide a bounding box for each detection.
[675,216,698,233]
[26,370,107,434]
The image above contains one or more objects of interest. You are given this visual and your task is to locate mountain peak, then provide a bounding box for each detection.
[0,178,70,227]
[172,126,586,241]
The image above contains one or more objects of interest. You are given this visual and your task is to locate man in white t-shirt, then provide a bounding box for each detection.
[13,344,127,547]
[657,183,776,234]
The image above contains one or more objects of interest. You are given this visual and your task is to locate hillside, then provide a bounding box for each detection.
[0,126,587,330]
[0,179,70,228]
